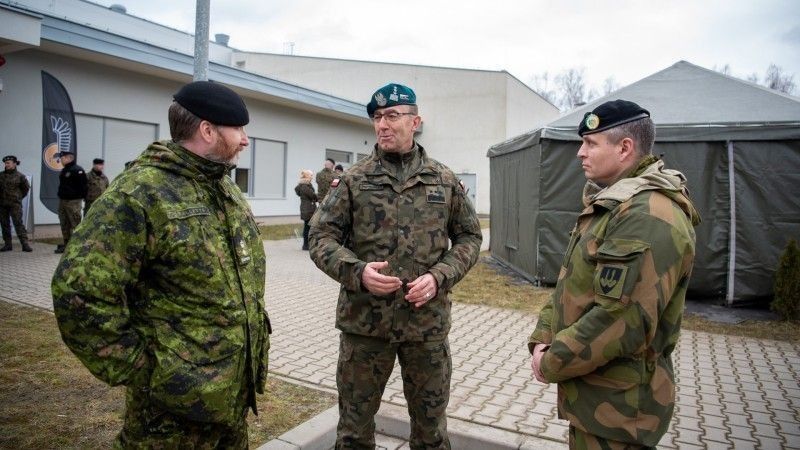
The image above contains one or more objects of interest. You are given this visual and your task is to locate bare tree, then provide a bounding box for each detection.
[556,67,589,110]
[746,73,759,84]
[764,64,796,94]
[713,64,732,76]
[602,76,620,96]
[530,71,558,105]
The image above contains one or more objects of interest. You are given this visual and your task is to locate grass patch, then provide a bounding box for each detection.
[454,256,800,343]
[478,218,490,229]
[0,301,335,449]
[259,223,302,241]
[451,255,550,314]
[680,314,800,343]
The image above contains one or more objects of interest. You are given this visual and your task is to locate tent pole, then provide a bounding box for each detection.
[726,141,736,306]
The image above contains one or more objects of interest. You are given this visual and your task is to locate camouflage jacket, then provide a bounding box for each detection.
[85,169,109,202]
[52,140,269,425]
[309,144,482,343]
[528,157,701,446]
[0,168,30,207]
[295,182,317,221]
[316,167,336,200]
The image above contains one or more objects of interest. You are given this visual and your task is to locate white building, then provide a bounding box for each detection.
[0,0,374,224]
[232,53,561,214]
[1,0,558,223]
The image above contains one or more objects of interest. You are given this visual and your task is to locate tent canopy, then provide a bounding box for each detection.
[488,60,800,306]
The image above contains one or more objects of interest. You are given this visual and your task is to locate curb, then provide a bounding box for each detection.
[258,402,567,450]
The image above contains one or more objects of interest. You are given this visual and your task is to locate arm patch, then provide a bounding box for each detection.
[594,264,628,299]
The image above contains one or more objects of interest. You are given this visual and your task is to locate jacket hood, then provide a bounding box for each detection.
[133,140,232,181]
[584,159,701,226]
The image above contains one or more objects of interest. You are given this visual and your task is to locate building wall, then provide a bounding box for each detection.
[0,49,374,224]
[233,53,560,214]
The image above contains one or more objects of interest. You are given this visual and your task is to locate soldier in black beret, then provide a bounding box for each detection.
[1,155,32,251]
[54,149,87,253]
[84,158,109,215]
[51,80,268,449]
[530,99,701,448]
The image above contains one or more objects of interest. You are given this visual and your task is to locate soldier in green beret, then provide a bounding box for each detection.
[52,80,270,449]
[0,155,33,252]
[309,83,482,449]
[529,99,701,449]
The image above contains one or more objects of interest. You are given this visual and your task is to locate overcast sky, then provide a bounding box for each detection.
[92,0,799,94]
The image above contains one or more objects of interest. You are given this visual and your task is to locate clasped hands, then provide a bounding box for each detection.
[361,261,437,308]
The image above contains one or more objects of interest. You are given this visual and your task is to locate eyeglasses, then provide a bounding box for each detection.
[371,111,416,123]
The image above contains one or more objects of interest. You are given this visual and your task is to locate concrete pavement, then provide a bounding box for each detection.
[2,236,799,449]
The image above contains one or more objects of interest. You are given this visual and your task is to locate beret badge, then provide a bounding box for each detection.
[585,113,600,131]
[375,92,388,107]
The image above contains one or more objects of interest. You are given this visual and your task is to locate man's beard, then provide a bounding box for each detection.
[206,138,240,165]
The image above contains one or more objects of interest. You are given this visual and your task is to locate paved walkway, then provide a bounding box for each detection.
[2,238,799,449]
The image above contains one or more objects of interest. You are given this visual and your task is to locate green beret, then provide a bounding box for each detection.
[578,99,650,136]
[3,155,19,164]
[173,81,249,126]
[93,158,105,164]
[367,83,416,116]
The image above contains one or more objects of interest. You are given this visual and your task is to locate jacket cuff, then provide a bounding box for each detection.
[427,265,450,291]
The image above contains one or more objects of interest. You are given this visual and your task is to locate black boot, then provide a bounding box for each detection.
[21,242,33,252]
[0,243,11,252]
[54,244,65,254]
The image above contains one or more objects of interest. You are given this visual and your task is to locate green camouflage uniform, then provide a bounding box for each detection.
[0,167,30,247]
[52,140,270,449]
[316,167,336,201]
[84,168,109,215]
[309,144,482,450]
[528,156,701,448]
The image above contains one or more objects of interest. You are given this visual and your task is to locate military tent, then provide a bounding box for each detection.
[487,60,800,306]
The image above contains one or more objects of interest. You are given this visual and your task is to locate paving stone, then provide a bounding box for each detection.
[674,427,704,446]
[755,436,786,450]
[702,426,730,445]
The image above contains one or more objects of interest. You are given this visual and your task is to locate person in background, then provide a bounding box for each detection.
[529,99,700,449]
[0,155,33,252]
[294,169,317,251]
[334,164,344,175]
[54,150,87,254]
[316,157,336,200]
[84,158,109,215]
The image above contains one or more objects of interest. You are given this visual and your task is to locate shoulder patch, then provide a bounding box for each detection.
[594,264,628,299]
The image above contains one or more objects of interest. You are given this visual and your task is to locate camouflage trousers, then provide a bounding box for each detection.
[0,204,28,244]
[57,199,82,244]
[569,426,656,450]
[115,383,249,450]
[336,333,451,450]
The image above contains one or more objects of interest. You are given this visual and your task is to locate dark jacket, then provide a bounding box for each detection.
[295,182,318,221]
[57,161,88,200]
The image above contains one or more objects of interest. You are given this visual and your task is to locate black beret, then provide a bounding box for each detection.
[578,99,650,136]
[367,83,416,116]
[2,155,19,164]
[56,150,74,157]
[173,81,249,126]
[93,158,105,164]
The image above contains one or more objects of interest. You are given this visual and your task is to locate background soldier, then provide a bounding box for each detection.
[52,81,270,448]
[316,157,336,200]
[529,100,701,449]
[54,149,87,253]
[309,83,482,449]
[0,155,33,252]
[84,157,109,215]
